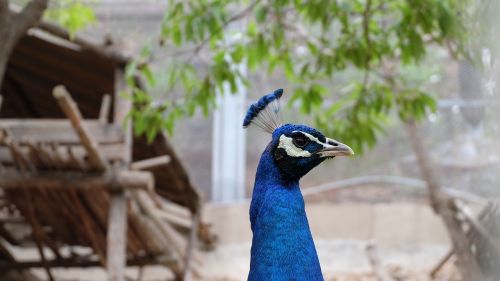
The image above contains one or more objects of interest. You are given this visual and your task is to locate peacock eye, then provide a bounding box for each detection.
[293,136,309,148]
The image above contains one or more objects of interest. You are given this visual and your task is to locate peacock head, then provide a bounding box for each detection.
[243,89,354,181]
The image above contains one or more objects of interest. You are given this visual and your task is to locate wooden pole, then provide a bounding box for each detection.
[106,192,127,281]
[113,69,132,165]
[53,85,109,171]
[183,211,200,281]
[131,155,171,171]
[99,94,112,124]
[106,69,132,281]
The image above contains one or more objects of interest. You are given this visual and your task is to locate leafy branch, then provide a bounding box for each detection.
[127,0,473,150]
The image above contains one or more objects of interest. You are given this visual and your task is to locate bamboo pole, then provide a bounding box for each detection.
[131,155,171,171]
[153,209,192,229]
[133,191,203,278]
[131,191,181,271]
[53,85,109,171]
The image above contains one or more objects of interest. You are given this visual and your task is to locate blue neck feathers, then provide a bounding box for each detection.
[248,146,323,281]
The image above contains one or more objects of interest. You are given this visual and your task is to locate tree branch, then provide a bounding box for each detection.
[403,120,443,212]
[0,0,9,15]
[0,0,48,90]
[13,0,48,38]
[172,0,259,61]
[403,119,484,281]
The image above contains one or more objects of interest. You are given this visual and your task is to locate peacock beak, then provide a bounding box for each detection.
[317,138,354,157]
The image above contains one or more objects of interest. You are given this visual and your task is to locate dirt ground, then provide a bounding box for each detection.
[200,240,453,281]
[20,239,455,281]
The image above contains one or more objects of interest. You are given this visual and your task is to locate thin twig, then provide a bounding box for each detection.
[182,0,260,63]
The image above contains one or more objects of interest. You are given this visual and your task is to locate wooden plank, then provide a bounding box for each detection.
[0,143,126,163]
[0,119,124,144]
[106,192,128,281]
[0,169,154,191]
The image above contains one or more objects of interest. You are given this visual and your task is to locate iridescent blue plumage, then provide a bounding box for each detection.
[245,90,353,281]
[248,125,324,281]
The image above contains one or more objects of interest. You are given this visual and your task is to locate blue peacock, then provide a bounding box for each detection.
[243,89,354,281]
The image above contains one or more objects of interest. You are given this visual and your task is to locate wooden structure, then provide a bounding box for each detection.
[0,20,214,281]
[431,200,500,280]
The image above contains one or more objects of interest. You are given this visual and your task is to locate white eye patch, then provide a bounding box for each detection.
[278,135,312,157]
[277,131,325,157]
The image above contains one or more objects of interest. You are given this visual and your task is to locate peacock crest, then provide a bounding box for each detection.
[242,88,283,133]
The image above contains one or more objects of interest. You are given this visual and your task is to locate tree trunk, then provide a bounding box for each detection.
[0,2,14,89]
[0,48,9,91]
[0,0,48,90]
[404,120,484,281]
[0,2,49,280]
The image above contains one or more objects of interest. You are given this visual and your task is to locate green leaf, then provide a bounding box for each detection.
[172,23,182,45]
[255,5,268,23]
[152,0,471,153]
[45,0,96,38]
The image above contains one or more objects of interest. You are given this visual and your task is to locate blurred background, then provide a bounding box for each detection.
[0,0,499,281]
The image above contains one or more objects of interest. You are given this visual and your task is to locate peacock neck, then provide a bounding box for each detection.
[248,148,323,281]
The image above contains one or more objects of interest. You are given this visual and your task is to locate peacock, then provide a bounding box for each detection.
[243,89,354,281]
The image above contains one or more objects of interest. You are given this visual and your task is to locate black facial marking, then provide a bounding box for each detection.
[328,140,338,146]
[274,147,286,161]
